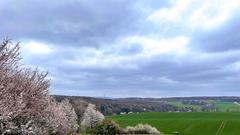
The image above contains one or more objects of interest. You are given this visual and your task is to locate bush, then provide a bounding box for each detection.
[81,104,104,129]
[0,39,51,134]
[0,39,79,135]
[126,123,160,134]
[44,99,79,134]
[59,99,79,133]
[91,119,121,135]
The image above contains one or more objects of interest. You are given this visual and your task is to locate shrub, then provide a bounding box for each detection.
[0,39,51,134]
[59,99,79,133]
[91,119,121,135]
[126,123,160,134]
[0,39,79,135]
[81,104,104,129]
[44,99,79,134]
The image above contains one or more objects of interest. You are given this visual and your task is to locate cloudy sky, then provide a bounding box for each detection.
[1,0,240,97]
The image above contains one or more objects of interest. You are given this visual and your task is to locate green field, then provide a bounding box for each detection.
[216,101,240,112]
[167,101,202,111]
[165,100,240,112]
[109,112,240,135]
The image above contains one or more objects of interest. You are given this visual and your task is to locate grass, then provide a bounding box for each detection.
[216,101,240,112]
[167,101,201,111]
[109,112,240,135]
[166,100,240,112]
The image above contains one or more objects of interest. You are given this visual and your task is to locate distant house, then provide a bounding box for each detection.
[120,112,126,115]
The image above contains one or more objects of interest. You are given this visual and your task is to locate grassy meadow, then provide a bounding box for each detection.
[165,100,240,112]
[215,101,240,112]
[109,112,240,135]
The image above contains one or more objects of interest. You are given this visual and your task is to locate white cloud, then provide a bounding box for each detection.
[140,76,179,84]
[229,61,240,71]
[147,0,240,30]
[62,36,189,69]
[147,0,192,23]
[22,40,54,55]
[189,0,240,29]
[158,76,179,84]
[64,55,138,69]
[63,46,139,69]
[123,36,190,56]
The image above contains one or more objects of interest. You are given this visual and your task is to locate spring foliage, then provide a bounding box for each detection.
[91,119,121,135]
[0,39,78,135]
[81,104,104,129]
[126,123,160,134]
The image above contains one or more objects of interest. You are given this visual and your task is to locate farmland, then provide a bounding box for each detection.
[164,100,240,112]
[216,101,240,112]
[109,112,240,135]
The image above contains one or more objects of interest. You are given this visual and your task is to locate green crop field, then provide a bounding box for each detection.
[166,101,202,111]
[109,112,240,135]
[216,101,240,112]
[164,100,240,112]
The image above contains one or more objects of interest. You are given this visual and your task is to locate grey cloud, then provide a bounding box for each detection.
[41,50,240,97]
[2,0,240,97]
[116,44,143,56]
[0,0,168,48]
[191,15,240,52]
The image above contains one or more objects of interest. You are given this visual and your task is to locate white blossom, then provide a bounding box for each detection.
[81,104,104,129]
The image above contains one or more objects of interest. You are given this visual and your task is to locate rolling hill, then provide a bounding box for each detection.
[54,95,240,117]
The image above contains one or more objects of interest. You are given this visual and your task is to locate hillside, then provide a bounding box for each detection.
[53,95,240,117]
[53,95,178,117]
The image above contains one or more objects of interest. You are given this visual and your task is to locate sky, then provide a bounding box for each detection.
[1,0,240,97]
